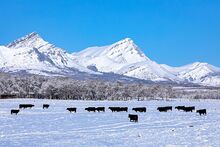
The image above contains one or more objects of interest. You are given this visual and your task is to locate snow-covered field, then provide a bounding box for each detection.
[0,99,220,147]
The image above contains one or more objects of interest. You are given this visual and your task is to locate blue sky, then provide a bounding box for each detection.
[0,0,220,67]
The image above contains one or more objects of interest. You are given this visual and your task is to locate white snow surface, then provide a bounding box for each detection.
[0,98,220,146]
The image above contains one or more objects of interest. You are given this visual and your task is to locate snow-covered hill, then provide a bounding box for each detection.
[72,38,180,82]
[161,62,220,86]
[73,38,220,86]
[1,32,220,86]
[1,32,97,75]
[72,38,149,72]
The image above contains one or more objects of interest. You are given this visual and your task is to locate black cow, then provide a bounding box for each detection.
[96,107,105,112]
[165,106,172,111]
[19,104,35,109]
[175,106,185,111]
[157,106,172,112]
[120,107,128,112]
[66,107,77,113]
[43,104,49,109]
[187,106,195,110]
[85,107,96,112]
[132,107,146,112]
[11,109,20,115]
[109,107,128,112]
[128,114,138,122]
[109,107,120,112]
[196,109,207,115]
[183,106,195,112]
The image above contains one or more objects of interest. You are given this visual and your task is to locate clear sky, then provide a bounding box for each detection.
[0,0,220,67]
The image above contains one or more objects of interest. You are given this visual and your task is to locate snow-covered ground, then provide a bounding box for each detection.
[0,99,220,147]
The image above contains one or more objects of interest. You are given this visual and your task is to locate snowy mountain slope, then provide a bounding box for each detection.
[2,32,98,75]
[73,38,220,86]
[0,33,148,83]
[117,61,181,81]
[0,46,56,71]
[161,62,220,86]
[72,38,180,82]
[72,38,149,72]
[1,32,220,86]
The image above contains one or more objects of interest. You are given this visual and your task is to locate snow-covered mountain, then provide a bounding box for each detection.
[161,62,220,86]
[1,32,220,86]
[72,38,220,86]
[0,32,97,75]
[72,38,180,82]
[72,38,149,72]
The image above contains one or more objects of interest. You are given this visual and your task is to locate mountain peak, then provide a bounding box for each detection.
[108,38,136,51]
[25,32,40,39]
[7,32,46,49]
[103,37,149,63]
[191,62,208,66]
[119,37,133,43]
[113,38,134,47]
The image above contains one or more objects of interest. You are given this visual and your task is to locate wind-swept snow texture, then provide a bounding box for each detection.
[0,99,220,146]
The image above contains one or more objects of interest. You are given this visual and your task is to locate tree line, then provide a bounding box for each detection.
[0,73,219,100]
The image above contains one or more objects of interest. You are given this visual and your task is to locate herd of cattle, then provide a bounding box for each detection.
[10,104,207,122]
